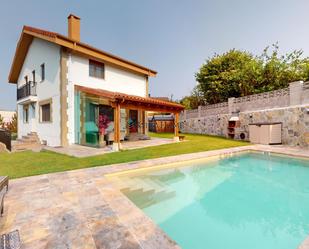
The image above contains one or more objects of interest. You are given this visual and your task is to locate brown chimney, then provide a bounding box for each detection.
[68,14,80,41]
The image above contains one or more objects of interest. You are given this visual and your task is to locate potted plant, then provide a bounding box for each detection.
[98,114,110,147]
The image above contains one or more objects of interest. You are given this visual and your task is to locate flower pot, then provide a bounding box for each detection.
[99,134,106,147]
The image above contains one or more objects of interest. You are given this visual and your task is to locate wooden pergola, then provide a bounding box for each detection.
[75,85,184,150]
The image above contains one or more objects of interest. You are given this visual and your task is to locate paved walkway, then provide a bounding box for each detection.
[0,144,308,249]
[44,137,176,157]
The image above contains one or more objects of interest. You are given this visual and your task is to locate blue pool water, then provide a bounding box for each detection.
[112,152,309,249]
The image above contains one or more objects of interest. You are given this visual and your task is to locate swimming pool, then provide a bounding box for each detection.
[109,152,309,249]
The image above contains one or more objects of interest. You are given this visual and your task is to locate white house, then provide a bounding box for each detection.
[8,15,183,150]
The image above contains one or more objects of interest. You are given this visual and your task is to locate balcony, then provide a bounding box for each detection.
[17,81,37,101]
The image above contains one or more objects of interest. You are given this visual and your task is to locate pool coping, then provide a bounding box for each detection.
[3,144,309,249]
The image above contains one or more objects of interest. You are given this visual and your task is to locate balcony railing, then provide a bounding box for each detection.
[17,81,37,101]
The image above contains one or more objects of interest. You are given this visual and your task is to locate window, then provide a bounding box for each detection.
[41,104,51,122]
[24,76,28,84]
[40,63,45,81]
[39,99,52,122]
[32,70,36,83]
[31,104,36,118]
[23,105,29,123]
[89,60,105,79]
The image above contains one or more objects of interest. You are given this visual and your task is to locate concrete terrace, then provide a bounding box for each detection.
[44,137,176,157]
[0,145,309,249]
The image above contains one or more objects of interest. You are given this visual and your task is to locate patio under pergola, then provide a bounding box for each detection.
[74,85,184,151]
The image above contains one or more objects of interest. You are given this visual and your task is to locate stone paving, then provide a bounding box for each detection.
[0,144,309,249]
[300,237,309,249]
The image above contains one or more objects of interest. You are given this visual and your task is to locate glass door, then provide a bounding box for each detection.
[129,110,138,133]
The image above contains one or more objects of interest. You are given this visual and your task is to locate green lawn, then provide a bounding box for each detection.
[0,133,248,179]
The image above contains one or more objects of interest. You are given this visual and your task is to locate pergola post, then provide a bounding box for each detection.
[143,111,148,135]
[113,102,121,151]
[174,112,180,142]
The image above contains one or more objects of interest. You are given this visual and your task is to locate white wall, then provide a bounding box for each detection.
[17,38,61,146]
[66,54,148,144]
[69,55,147,97]
[16,38,148,146]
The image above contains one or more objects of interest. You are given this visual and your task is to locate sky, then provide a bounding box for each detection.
[1,0,309,111]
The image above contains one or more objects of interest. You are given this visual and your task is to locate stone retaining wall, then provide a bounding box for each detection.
[181,114,229,137]
[181,105,309,147]
[180,81,309,147]
[239,105,309,147]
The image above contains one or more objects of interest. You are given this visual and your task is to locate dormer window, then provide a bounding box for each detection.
[89,59,105,79]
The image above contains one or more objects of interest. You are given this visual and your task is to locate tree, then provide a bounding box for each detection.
[0,114,4,129]
[257,43,309,92]
[179,86,206,109]
[6,113,17,133]
[195,44,309,104]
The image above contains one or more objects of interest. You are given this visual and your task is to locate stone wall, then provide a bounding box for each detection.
[181,114,229,137]
[180,81,309,148]
[239,106,309,147]
[0,142,8,153]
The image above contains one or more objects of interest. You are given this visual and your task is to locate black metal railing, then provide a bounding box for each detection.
[17,81,37,101]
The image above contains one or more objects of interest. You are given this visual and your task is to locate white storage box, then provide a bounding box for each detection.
[249,123,282,145]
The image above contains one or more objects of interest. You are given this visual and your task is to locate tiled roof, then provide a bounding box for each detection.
[75,85,184,111]
[23,26,58,38]
[22,25,157,75]
[9,25,157,83]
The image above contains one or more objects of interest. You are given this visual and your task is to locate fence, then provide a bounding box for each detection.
[302,82,309,103]
[181,81,309,120]
[200,102,229,116]
[185,109,199,119]
[232,88,290,112]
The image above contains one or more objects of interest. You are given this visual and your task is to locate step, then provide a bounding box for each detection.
[21,137,38,143]
[28,132,38,135]
[16,139,39,145]
[125,134,150,141]
[12,143,42,152]
[13,142,41,148]
[24,134,39,138]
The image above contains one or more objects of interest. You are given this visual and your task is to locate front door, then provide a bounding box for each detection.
[129,110,138,133]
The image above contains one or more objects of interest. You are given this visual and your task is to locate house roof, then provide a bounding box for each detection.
[75,85,184,113]
[8,25,157,83]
